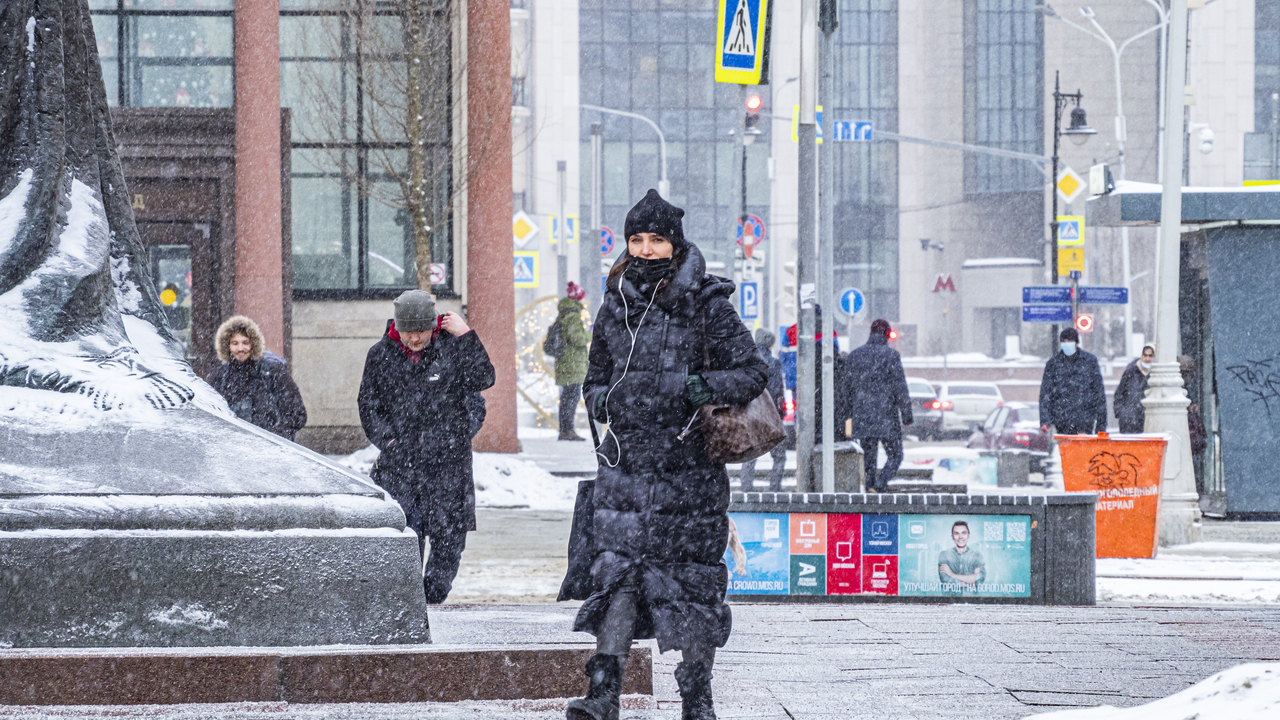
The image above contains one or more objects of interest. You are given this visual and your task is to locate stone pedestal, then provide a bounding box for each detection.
[0,407,430,648]
[1142,362,1203,547]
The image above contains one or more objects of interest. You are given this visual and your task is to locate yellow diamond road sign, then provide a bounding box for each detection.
[512,211,539,248]
[1056,167,1086,204]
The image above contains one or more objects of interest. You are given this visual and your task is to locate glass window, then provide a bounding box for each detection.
[949,384,1002,397]
[964,0,1043,194]
[908,382,936,397]
[92,2,454,298]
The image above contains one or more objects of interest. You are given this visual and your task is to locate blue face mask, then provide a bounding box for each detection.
[1061,342,1078,356]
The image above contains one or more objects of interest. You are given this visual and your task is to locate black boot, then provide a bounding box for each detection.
[675,660,716,720]
[566,653,622,720]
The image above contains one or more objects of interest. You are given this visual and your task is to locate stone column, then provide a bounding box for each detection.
[467,0,517,453]
[233,0,284,354]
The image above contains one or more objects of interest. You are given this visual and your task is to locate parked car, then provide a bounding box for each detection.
[968,402,1050,472]
[933,381,1004,436]
[905,376,943,440]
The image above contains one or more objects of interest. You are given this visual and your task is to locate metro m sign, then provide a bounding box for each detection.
[932,274,956,293]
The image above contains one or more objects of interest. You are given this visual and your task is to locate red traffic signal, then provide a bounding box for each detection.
[1075,314,1094,333]
[887,328,899,341]
[745,94,763,111]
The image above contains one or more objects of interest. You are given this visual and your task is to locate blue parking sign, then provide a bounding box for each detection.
[740,281,758,319]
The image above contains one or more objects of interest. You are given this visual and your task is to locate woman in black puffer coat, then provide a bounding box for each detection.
[567,190,767,720]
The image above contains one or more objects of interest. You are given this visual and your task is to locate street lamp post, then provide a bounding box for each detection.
[1049,71,1096,345]
[1046,3,1167,357]
[580,104,668,198]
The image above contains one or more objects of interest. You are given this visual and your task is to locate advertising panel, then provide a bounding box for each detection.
[898,515,1031,597]
[725,513,789,595]
[727,512,1031,599]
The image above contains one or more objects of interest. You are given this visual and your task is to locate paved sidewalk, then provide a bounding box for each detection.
[6,603,1279,718]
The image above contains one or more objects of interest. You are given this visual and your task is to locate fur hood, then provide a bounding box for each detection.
[215,315,265,363]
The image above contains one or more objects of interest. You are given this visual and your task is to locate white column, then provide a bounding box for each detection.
[1144,0,1201,547]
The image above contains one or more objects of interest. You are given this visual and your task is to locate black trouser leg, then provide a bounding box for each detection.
[559,384,582,437]
[876,436,904,491]
[738,458,757,492]
[567,583,636,720]
[861,438,881,491]
[768,444,787,492]
[423,525,468,604]
[676,644,718,719]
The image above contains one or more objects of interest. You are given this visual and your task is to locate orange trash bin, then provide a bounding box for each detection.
[1057,432,1167,559]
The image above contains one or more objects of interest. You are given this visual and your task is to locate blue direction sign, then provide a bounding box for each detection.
[839,287,865,317]
[1023,304,1073,324]
[833,120,874,142]
[740,281,759,319]
[1022,286,1072,305]
[1078,286,1129,305]
[600,226,615,255]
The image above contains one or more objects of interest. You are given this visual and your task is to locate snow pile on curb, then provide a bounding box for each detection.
[332,447,578,511]
[1026,663,1280,719]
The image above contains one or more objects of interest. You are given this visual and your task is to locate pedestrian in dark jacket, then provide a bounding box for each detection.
[567,189,767,720]
[840,319,913,492]
[555,281,592,441]
[1038,328,1107,435]
[210,315,308,441]
[1113,344,1155,433]
[357,290,495,605]
[739,329,787,492]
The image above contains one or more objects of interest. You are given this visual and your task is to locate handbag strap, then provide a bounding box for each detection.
[699,307,712,373]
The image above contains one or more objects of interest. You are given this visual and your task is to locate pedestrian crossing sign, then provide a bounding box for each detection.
[547,215,579,244]
[715,0,771,85]
[1056,215,1084,247]
[513,251,539,288]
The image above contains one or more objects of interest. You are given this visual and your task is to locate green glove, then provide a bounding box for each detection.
[685,374,713,407]
[594,392,608,422]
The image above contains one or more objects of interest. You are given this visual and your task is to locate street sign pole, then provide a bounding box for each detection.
[585,124,604,312]
[818,4,837,494]
[795,0,818,493]
[557,161,568,297]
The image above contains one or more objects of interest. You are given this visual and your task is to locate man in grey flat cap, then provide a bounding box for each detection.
[358,290,495,604]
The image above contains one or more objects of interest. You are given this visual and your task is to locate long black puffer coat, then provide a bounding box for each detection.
[1112,359,1149,433]
[358,322,495,534]
[578,244,768,654]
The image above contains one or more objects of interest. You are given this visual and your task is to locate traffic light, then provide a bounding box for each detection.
[887,328,899,341]
[744,94,763,144]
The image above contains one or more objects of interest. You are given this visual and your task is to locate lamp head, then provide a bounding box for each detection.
[1064,107,1096,146]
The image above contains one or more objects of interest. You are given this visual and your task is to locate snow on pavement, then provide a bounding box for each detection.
[1026,662,1280,719]
[333,446,578,512]
[1098,543,1280,605]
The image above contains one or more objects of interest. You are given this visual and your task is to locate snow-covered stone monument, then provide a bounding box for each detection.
[0,0,428,647]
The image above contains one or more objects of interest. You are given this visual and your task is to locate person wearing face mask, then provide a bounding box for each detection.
[568,189,768,720]
[357,290,496,605]
[1038,327,1108,436]
[1113,344,1156,433]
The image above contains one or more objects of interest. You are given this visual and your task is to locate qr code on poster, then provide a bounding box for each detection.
[983,521,1004,542]
[1006,522,1027,542]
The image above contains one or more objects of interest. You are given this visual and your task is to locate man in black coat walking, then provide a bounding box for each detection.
[358,290,496,604]
[1038,327,1107,436]
[840,319,913,492]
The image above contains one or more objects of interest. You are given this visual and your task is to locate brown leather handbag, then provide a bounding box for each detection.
[687,310,786,464]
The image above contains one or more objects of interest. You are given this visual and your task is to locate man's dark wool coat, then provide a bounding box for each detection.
[358,323,496,534]
[1039,348,1108,434]
[1112,359,1150,433]
[580,244,767,654]
[841,333,913,438]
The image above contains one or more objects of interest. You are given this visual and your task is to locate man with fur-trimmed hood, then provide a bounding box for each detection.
[210,315,308,441]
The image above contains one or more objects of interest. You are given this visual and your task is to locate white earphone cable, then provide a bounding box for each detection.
[595,277,662,468]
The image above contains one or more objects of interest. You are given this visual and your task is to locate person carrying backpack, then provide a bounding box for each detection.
[550,281,592,441]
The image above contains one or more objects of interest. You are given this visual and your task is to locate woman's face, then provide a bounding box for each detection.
[628,232,674,259]
[229,334,252,363]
